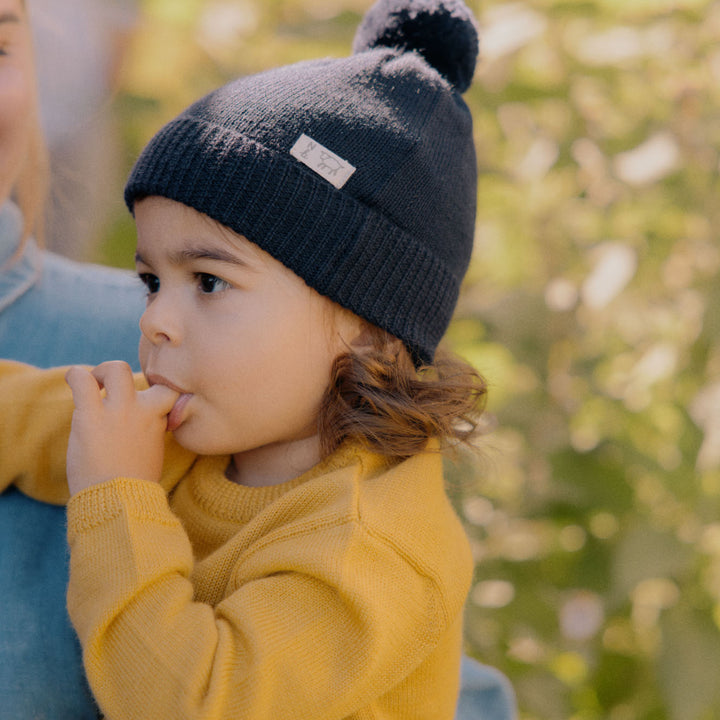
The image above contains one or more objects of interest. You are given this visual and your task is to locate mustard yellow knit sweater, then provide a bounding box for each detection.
[0,361,473,720]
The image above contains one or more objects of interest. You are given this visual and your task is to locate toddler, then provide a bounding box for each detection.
[0,0,488,717]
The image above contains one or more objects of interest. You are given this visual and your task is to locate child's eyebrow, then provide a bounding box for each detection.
[0,12,21,24]
[135,246,259,270]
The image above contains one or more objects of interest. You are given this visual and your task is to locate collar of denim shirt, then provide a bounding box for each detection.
[0,200,41,314]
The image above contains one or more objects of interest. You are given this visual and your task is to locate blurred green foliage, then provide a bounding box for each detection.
[98,1,720,718]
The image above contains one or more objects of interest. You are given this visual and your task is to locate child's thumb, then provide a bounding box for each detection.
[141,383,181,415]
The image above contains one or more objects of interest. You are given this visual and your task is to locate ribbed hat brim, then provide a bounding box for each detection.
[125,116,460,364]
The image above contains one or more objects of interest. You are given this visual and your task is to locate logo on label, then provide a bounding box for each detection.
[290,134,356,189]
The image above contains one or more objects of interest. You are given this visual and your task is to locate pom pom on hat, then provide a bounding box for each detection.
[352,0,479,93]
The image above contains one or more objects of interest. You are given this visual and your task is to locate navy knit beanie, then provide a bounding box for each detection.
[125,0,479,364]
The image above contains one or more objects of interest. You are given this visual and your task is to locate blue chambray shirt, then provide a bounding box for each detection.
[0,200,144,720]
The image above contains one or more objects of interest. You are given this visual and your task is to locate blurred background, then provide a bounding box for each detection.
[28,0,720,718]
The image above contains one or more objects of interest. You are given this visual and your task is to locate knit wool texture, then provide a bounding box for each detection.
[125,0,479,363]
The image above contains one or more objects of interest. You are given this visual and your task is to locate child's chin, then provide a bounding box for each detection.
[169,423,198,451]
[171,424,231,457]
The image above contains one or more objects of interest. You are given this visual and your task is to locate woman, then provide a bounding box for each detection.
[0,1,143,717]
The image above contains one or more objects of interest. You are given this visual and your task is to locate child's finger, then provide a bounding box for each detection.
[65,366,103,410]
[90,361,136,404]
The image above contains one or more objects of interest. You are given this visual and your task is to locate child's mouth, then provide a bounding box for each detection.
[167,393,193,432]
[146,373,192,432]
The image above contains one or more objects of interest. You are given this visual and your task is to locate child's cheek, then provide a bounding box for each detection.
[138,336,151,375]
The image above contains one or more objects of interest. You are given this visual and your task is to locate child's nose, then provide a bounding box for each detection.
[139,292,183,346]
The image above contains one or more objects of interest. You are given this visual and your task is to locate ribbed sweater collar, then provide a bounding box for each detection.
[179,444,378,525]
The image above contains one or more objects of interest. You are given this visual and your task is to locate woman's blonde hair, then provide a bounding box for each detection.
[318,324,487,460]
[14,119,48,246]
[12,0,49,247]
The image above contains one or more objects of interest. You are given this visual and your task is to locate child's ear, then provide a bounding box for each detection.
[331,306,401,357]
[347,324,377,352]
[347,321,404,359]
[333,309,372,354]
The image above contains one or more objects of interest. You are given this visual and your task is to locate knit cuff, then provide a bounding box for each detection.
[67,477,173,539]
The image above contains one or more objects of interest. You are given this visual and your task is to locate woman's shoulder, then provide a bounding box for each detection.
[0,239,144,368]
[40,249,143,296]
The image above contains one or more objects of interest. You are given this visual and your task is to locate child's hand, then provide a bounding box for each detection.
[65,362,180,496]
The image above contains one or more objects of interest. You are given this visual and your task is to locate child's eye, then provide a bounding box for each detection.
[138,273,160,294]
[197,273,230,294]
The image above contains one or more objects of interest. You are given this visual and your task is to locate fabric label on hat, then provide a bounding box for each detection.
[290,134,356,189]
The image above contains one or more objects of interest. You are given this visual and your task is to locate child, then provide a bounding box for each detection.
[0,0,488,717]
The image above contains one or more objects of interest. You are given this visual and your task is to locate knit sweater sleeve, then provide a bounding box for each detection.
[0,360,196,504]
[66,474,468,720]
[0,361,75,503]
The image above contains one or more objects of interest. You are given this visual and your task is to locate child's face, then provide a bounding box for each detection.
[135,197,359,478]
[0,0,34,204]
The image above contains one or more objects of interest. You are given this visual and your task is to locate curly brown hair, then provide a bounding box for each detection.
[317,324,487,460]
